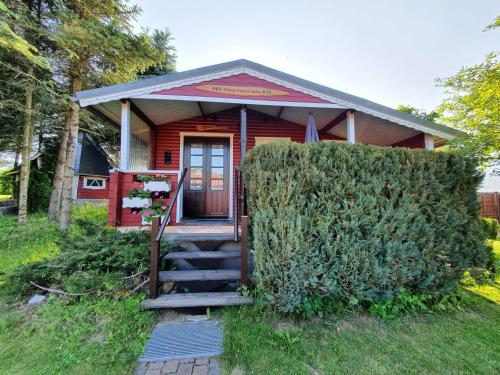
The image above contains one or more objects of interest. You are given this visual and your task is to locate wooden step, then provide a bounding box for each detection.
[141,292,253,309]
[164,250,240,260]
[163,233,236,242]
[159,269,241,282]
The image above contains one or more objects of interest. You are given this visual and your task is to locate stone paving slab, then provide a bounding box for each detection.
[136,357,220,375]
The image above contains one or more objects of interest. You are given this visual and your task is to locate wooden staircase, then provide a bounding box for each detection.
[141,232,252,309]
[140,168,252,309]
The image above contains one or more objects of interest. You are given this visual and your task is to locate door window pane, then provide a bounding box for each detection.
[190,155,203,167]
[191,167,203,179]
[211,179,223,191]
[211,156,223,167]
[211,145,224,156]
[211,167,224,179]
[191,145,203,155]
[190,179,203,191]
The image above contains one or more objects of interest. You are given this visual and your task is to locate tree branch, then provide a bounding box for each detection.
[29,281,84,296]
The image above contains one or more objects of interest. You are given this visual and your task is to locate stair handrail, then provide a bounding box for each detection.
[155,167,188,242]
[149,167,188,298]
[233,168,240,241]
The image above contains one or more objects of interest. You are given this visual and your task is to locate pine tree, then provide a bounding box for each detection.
[0,0,54,225]
[46,0,165,230]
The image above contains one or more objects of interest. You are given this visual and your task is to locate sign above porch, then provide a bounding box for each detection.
[151,73,331,104]
[196,84,288,97]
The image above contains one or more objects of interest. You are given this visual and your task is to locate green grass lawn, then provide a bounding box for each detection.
[0,205,106,279]
[1,207,499,375]
[223,239,500,375]
[0,206,157,375]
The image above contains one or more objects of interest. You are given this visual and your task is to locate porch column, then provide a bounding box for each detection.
[240,106,247,165]
[424,133,435,150]
[346,110,356,144]
[120,99,131,170]
[148,125,156,169]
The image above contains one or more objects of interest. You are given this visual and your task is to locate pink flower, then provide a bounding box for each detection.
[143,203,148,207]
[143,210,152,217]
[154,191,159,196]
[161,205,167,210]
[155,174,160,178]
[131,211,138,215]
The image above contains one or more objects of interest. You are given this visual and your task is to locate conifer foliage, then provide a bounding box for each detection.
[243,141,490,314]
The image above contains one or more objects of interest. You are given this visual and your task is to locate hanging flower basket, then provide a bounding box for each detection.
[122,197,151,208]
[140,201,169,225]
[141,215,167,226]
[143,180,171,193]
[139,175,171,198]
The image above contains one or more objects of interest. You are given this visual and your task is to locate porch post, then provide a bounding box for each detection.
[424,133,435,150]
[240,106,247,165]
[148,125,156,169]
[120,99,131,170]
[346,110,356,144]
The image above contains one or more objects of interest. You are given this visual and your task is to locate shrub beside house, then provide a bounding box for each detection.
[244,141,490,313]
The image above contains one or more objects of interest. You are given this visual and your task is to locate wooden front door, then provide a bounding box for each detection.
[183,137,230,218]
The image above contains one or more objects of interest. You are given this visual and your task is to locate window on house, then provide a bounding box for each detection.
[83,177,106,189]
[254,137,291,147]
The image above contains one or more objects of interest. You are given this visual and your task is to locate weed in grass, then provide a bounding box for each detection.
[269,329,301,352]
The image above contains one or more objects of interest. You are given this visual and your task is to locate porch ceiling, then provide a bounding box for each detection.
[90,99,444,147]
[330,112,421,146]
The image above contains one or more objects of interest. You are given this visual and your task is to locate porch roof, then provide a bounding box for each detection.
[75,59,462,143]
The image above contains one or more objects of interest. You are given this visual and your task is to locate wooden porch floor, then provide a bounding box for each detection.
[118,224,238,241]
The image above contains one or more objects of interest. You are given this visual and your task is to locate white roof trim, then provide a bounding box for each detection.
[132,94,347,109]
[242,69,455,139]
[79,67,247,107]
[80,66,455,140]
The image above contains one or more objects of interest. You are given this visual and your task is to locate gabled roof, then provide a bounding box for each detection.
[74,132,112,177]
[7,151,44,175]
[75,59,462,140]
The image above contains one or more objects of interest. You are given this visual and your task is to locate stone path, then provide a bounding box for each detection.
[136,313,222,375]
[136,357,220,375]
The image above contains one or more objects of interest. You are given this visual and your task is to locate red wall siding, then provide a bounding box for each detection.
[108,171,179,227]
[109,108,343,227]
[152,73,331,104]
[77,176,109,199]
[108,171,122,226]
[391,133,425,149]
[155,107,340,171]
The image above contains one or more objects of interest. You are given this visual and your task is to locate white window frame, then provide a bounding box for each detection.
[83,176,106,190]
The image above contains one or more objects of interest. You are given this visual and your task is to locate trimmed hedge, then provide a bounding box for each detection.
[243,141,490,314]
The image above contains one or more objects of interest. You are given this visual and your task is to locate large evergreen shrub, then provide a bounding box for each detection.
[243,141,490,314]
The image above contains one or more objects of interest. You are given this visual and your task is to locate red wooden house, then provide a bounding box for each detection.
[76,59,459,229]
[74,60,462,308]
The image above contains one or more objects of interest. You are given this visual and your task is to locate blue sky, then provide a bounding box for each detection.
[133,1,498,112]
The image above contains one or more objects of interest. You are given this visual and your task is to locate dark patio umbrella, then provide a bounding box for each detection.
[305,112,319,143]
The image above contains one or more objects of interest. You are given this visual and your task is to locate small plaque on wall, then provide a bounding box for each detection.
[164,151,172,164]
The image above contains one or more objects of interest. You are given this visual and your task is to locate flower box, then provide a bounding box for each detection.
[141,215,167,226]
[122,197,151,208]
[143,181,171,193]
